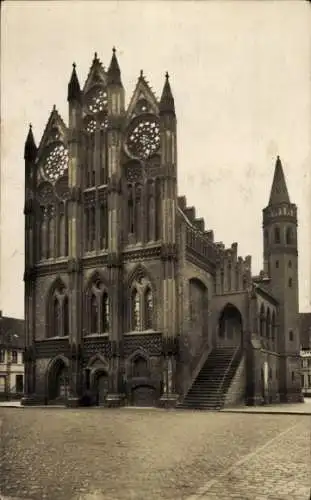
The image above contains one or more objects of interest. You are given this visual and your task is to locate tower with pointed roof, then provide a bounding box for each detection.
[263,156,300,402]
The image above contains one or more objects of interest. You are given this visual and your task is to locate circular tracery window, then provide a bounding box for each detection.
[87,88,108,114]
[43,144,68,182]
[127,118,160,160]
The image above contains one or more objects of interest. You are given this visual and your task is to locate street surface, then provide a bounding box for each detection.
[0,408,309,500]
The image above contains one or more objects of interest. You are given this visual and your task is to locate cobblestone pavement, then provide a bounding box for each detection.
[0,408,309,500]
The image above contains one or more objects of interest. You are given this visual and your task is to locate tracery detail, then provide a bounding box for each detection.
[127,118,160,160]
[43,144,68,182]
[87,88,108,114]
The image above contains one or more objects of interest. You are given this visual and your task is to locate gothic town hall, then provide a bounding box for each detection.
[22,49,302,408]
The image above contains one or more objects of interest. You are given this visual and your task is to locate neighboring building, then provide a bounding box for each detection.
[299,313,311,397]
[0,312,25,399]
[22,49,302,408]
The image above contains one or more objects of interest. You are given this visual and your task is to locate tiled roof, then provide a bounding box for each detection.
[0,316,25,350]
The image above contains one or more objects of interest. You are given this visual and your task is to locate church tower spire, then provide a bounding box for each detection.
[268,156,290,206]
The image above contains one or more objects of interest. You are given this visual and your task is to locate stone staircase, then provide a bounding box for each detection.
[177,345,242,410]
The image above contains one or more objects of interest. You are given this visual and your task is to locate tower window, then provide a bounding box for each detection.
[291,371,295,382]
[289,330,294,341]
[288,278,292,288]
[275,260,279,268]
[274,227,280,244]
[286,227,293,245]
[288,260,292,268]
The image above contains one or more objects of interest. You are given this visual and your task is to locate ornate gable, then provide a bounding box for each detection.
[126,72,159,122]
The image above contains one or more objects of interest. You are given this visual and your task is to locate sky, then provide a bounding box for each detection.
[1,0,310,318]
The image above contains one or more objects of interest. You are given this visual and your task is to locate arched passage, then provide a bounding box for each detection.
[47,356,70,403]
[218,303,243,347]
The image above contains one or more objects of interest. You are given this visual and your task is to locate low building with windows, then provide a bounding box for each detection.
[22,49,302,408]
[0,313,25,399]
[300,313,311,397]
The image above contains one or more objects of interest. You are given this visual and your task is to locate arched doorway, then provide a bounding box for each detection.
[93,370,109,406]
[218,303,243,347]
[47,357,70,403]
[131,385,157,407]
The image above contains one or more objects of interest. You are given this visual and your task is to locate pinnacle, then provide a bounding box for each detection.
[68,62,81,102]
[159,71,175,116]
[24,124,37,161]
[107,46,122,85]
[268,156,290,206]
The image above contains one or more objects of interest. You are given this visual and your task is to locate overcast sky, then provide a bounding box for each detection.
[1,0,310,318]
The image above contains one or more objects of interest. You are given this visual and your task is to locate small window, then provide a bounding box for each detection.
[288,278,292,288]
[275,260,279,268]
[12,351,18,364]
[291,371,295,382]
[0,349,4,363]
[289,330,294,341]
[288,260,292,268]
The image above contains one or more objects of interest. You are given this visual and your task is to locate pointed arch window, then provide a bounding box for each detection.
[131,289,141,331]
[52,297,61,337]
[90,293,98,333]
[128,188,134,235]
[144,288,153,329]
[48,281,68,338]
[101,292,110,333]
[259,306,265,337]
[100,200,108,249]
[286,227,293,245]
[90,206,96,251]
[274,227,281,244]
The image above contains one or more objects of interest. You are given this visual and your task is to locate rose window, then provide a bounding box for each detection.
[87,89,108,114]
[127,118,160,160]
[43,144,68,182]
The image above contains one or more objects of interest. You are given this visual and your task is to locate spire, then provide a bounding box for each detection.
[68,62,81,102]
[268,156,290,206]
[159,72,175,116]
[24,124,37,161]
[107,46,122,85]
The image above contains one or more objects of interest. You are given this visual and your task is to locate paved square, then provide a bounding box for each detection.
[0,408,309,500]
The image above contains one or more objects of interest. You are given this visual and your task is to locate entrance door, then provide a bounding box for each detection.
[132,385,156,407]
[95,372,108,406]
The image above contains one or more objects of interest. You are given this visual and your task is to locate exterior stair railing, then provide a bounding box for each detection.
[181,337,212,401]
[215,344,242,409]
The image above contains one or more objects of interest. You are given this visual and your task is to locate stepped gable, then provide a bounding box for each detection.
[215,243,253,295]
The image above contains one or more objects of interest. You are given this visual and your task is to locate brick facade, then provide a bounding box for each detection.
[22,50,303,408]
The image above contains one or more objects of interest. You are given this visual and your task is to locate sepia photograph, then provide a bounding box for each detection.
[0,1,310,499]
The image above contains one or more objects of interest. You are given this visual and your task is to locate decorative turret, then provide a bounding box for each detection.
[159,72,175,116]
[24,124,37,162]
[67,63,81,103]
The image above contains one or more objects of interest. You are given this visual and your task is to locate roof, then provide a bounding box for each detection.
[299,313,311,349]
[0,316,25,350]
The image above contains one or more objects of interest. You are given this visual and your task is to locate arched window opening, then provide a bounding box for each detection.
[100,201,108,249]
[286,227,293,245]
[275,260,279,269]
[135,185,142,242]
[288,260,292,268]
[271,311,276,343]
[101,292,110,333]
[144,288,153,330]
[63,296,69,336]
[266,309,271,339]
[52,297,61,337]
[133,356,149,378]
[218,303,242,344]
[274,227,280,244]
[128,190,134,235]
[90,206,96,251]
[259,305,265,337]
[288,277,293,288]
[147,194,155,242]
[289,330,294,342]
[59,212,65,257]
[47,214,55,259]
[131,289,141,331]
[90,294,98,334]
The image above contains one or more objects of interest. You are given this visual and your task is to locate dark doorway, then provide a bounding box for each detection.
[94,371,108,406]
[48,359,69,403]
[218,304,243,347]
[131,385,156,407]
